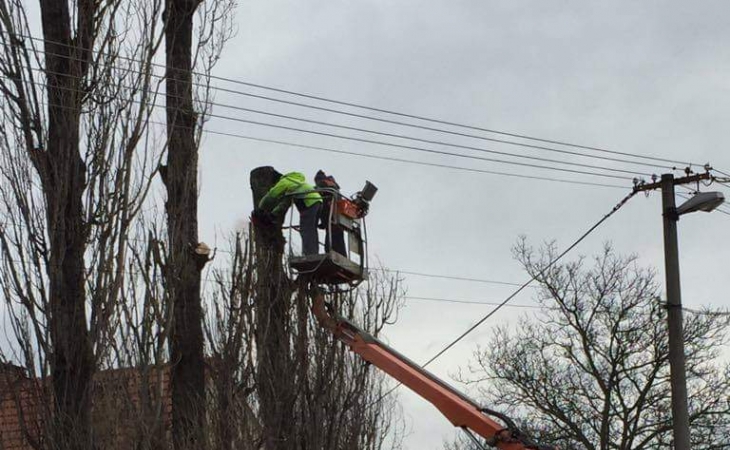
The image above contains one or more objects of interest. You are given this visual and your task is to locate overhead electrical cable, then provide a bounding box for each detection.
[19,59,677,172]
[0,220,572,298]
[18,39,726,181]
[710,179,730,193]
[11,86,637,182]
[0,254,552,312]
[9,71,647,179]
[0,223,573,298]
[200,113,638,179]
[181,87,678,170]
[202,103,652,177]
[208,85,690,167]
[199,79,691,167]
[405,296,543,309]
[419,189,637,368]
[197,128,631,188]
[12,32,700,169]
[374,268,529,288]
[682,307,730,316]
[3,91,631,190]
[370,188,638,404]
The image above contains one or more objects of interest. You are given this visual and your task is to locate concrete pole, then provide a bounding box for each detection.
[661,173,691,450]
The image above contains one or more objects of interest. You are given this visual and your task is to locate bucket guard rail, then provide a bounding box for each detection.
[287,186,371,288]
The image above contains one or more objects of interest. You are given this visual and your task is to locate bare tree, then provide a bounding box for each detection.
[0,2,399,448]
[0,0,166,447]
[161,0,208,447]
[291,277,406,450]
[103,216,174,450]
[159,0,236,446]
[216,179,406,450]
[455,240,730,450]
[248,166,296,449]
[203,233,260,450]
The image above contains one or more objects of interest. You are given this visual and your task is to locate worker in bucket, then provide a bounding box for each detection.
[257,170,323,255]
[314,170,347,256]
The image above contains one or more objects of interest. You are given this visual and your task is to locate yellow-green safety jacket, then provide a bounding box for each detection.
[258,172,323,217]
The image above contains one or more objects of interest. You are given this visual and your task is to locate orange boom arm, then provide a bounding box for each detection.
[311,293,552,450]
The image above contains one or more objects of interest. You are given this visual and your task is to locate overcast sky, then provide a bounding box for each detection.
[191,1,730,447]
[10,0,730,447]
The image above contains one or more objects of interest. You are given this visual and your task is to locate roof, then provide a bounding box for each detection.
[0,364,172,449]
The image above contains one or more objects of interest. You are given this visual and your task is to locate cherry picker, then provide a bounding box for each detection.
[289,182,553,450]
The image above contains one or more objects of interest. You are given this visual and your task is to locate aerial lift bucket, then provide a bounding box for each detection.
[289,182,376,288]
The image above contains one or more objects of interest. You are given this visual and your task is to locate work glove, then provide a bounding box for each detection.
[357,201,369,217]
[318,212,329,229]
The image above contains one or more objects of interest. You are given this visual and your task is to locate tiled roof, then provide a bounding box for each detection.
[0,364,172,449]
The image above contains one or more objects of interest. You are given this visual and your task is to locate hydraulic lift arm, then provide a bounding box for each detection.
[311,293,553,450]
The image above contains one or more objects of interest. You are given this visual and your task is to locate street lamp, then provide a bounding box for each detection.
[660,174,725,450]
[676,191,725,215]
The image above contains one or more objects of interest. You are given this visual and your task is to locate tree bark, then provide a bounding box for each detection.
[38,1,96,447]
[250,166,297,449]
[163,0,206,448]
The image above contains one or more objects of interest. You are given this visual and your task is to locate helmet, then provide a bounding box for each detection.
[315,170,339,189]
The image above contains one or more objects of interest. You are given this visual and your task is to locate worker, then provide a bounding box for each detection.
[257,170,322,255]
[315,170,347,256]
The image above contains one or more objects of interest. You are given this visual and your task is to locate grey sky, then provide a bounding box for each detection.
[11,0,730,448]
[195,1,730,447]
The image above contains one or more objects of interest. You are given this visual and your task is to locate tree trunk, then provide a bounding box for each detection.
[163,0,206,448]
[38,1,96,448]
[250,167,297,449]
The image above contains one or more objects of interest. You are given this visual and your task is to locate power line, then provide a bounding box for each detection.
[682,307,730,316]
[10,32,701,169]
[0,224,560,299]
[199,127,629,188]
[0,214,616,300]
[198,103,651,178]
[4,89,632,189]
[2,42,723,289]
[405,296,542,309]
[0,251,544,304]
[385,269,595,296]
[20,56,680,174]
[373,188,638,404]
[13,41,727,185]
[5,73,640,181]
[202,80,690,167]
[179,109,643,179]
[13,59,675,173]
[184,87,677,170]
[0,249,546,304]
[375,268,529,288]
[711,179,730,198]
[419,189,638,368]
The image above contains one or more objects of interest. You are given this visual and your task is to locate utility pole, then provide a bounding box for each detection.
[660,173,691,450]
[634,170,722,450]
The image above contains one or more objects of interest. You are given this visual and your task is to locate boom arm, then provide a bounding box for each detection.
[311,293,552,450]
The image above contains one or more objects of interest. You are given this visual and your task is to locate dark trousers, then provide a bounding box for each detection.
[326,227,347,256]
[299,202,321,255]
[319,198,347,256]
